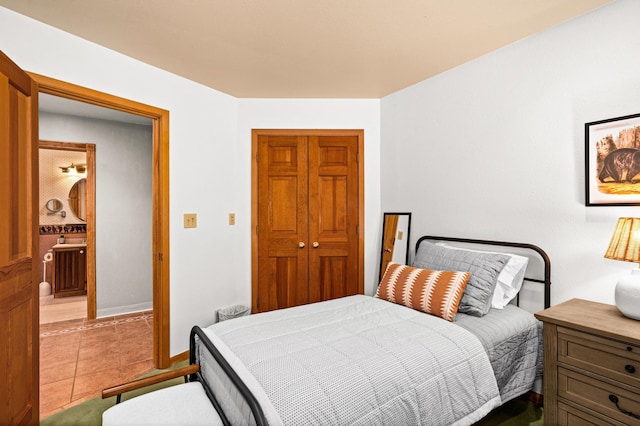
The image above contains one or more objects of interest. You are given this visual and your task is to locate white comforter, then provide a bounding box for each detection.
[204,295,500,426]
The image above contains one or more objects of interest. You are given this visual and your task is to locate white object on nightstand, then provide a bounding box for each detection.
[615,268,640,320]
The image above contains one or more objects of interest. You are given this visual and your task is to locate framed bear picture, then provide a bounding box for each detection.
[585,113,640,206]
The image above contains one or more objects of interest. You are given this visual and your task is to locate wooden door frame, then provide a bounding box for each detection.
[30,73,172,368]
[251,129,365,310]
[39,140,97,318]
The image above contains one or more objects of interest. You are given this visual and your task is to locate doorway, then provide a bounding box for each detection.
[30,72,172,369]
[38,141,94,321]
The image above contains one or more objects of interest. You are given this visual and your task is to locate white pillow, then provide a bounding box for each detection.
[435,242,528,309]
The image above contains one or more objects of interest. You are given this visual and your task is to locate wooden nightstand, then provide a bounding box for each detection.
[535,298,640,425]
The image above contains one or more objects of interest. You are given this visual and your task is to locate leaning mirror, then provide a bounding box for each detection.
[379,212,412,281]
[68,178,86,221]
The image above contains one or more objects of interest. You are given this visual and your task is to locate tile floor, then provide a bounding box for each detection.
[39,309,154,419]
[40,294,88,324]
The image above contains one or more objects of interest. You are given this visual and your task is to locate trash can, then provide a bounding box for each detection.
[217,304,250,322]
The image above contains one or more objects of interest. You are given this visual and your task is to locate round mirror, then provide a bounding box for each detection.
[68,178,86,221]
[45,198,63,213]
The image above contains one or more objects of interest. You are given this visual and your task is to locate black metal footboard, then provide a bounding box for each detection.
[189,326,269,426]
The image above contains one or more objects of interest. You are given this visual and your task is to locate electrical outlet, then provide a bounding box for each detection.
[229,213,236,225]
[184,213,197,228]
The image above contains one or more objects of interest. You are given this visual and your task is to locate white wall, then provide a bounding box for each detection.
[237,99,381,296]
[40,112,153,316]
[380,0,640,308]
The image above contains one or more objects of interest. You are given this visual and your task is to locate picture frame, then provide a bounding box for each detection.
[585,113,640,206]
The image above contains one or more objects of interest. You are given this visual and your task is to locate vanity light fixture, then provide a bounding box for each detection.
[59,163,87,174]
[605,217,640,320]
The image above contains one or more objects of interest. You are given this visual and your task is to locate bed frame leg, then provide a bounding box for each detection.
[527,391,544,407]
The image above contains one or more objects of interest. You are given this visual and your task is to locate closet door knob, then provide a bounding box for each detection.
[299,242,305,248]
[313,242,320,248]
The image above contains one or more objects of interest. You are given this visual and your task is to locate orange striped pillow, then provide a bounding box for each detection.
[376,263,470,321]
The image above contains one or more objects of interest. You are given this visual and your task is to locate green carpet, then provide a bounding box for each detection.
[475,397,543,426]
[41,364,543,425]
[41,361,190,426]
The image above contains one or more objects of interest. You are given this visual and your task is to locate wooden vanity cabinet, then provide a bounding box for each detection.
[52,245,87,297]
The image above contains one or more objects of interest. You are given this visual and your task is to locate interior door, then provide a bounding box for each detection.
[256,134,309,311]
[253,130,363,313]
[308,135,359,303]
[0,50,39,424]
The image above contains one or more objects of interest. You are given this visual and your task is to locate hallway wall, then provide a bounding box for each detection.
[40,112,153,316]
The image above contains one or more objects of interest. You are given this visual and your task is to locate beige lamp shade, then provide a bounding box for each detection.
[605,218,640,263]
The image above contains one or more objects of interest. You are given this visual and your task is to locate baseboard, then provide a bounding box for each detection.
[97,301,153,318]
[171,350,190,364]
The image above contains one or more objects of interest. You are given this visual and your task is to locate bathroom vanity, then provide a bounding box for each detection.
[52,243,87,297]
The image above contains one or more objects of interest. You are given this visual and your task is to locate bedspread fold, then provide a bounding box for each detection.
[454,304,542,402]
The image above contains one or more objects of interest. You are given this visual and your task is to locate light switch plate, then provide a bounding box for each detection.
[229,213,236,225]
[184,213,197,228]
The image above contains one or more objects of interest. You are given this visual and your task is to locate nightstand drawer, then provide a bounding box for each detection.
[559,368,640,425]
[559,327,640,389]
[558,402,629,426]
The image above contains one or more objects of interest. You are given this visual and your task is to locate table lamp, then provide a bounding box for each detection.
[605,217,640,320]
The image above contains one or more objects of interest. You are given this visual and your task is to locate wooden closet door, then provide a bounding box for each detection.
[256,135,309,312]
[308,135,359,303]
[253,130,363,314]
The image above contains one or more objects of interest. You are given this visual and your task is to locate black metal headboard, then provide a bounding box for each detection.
[415,236,551,309]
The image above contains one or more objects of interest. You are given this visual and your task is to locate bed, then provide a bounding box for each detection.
[179,235,551,426]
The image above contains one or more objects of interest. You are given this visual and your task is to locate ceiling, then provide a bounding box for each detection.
[1,0,613,98]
